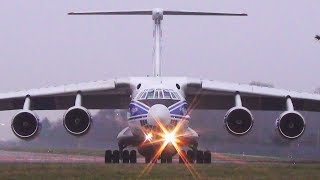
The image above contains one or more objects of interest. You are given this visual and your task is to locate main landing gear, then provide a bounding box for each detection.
[178,150,211,164]
[144,152,173,164]
[104,149,211,164]
[105,150,137,164]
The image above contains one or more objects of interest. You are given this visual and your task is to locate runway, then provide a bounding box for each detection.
[0,150,189,163]
[0,150,104,163]
[0,150,157,163]
[0,150,309,164]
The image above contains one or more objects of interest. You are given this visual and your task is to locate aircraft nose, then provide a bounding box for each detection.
[147,104,171,126]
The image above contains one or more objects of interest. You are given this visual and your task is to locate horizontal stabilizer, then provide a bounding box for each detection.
[163,11,247,16]
[68,11,152,15]
[68,9,247,17]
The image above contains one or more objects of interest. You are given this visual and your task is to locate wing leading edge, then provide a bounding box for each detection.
[185,79,320,111]
[0,79,131,110]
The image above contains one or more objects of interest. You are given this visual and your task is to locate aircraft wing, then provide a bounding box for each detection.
[0,78,131,111]
[185,79,320,111]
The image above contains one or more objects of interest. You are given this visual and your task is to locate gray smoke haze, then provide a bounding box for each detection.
[0,1,319,140]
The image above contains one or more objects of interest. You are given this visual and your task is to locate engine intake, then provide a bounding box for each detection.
[224,107,253,135]
[63,106,91,135]
[276,111,305,139]
[11,110,40,139]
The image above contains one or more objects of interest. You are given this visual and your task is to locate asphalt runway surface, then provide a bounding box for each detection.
[0,150,309,164]
[0,150,175,164]
[0,150,105,163]
[0,150,212,164]
[0,150,265,164]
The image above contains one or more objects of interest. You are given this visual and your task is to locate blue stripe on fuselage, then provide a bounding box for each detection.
[168,101,186,110]
[129,103,148,117]
[129,100,188,119]
[169,102,188,116]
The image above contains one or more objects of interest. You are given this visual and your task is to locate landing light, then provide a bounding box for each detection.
[164,132,176,143]
[145,133,153,141]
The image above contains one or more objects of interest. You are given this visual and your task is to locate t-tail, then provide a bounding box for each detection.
[68,8,247,77]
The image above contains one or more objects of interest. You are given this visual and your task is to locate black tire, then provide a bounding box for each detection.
[122,150,130,164]
[105,150,112,163]
[187,150,194,163]
[166,156,172,164]
[145,157,151,163]
[179,150,186,164]
[129,150,137,164]
[152,158,157,164]
[196,150,204,164]
[112,150,120,163]
[203,151,211,164]
[160,153,167,164]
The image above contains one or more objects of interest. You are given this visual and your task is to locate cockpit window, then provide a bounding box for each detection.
[137,89,181,100]
[172,92,180,100]
[159,91,163,99]
[154,89,162,99]
[163,90,171,99]
[154,91,159,99]
[146,89,155,99]
[140,90,148,99]
[137,91,143,99]
[170,91,177,99]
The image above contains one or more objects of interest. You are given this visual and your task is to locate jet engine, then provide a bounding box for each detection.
[224,107,253,135]
[276,111,305,139]
[224,93,254,135]
[63,106,91,135]
[11,110,40,139]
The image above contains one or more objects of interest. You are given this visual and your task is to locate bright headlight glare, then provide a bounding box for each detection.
[164,133,175,143]
[145,133,153,141]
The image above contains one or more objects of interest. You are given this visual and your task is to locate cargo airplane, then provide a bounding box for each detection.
[1,8,316,164]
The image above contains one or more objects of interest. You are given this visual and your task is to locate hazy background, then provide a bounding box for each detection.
[0,1,319,146]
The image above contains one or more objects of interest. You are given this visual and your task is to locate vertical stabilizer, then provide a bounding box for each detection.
[68,8,247,77]
[152,9,163,77]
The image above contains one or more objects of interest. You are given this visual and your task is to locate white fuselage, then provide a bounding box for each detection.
[117,77,199,150]
[128,87,189,138]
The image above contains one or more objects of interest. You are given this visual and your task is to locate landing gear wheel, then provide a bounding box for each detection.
[166,156,172,164]
[151,157,157,163]
[112,150,120,163]
[145,157,157,164]
[145,157,151,163]
[160,154,167,164]
[105,150,112,163]
[179,150,186,164]
[122,150,130,163]
[196,150,204,164]
[187,150,194,163]
[203,150,211,164]
[129,150,137,163]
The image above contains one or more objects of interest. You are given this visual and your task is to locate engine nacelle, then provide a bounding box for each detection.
[224,107,254,136]
[11,110,40,139]
[276,111,305,139]
[63,106,91,136]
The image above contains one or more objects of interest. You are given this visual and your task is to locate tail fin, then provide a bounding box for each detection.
[69,8,247,77]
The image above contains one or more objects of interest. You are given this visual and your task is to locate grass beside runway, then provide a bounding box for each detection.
[0,163,320,179]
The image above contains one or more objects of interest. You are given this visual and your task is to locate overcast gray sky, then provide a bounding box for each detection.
[0,1,319,140]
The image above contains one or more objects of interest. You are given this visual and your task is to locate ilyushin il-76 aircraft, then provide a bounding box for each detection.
[2,8,317,164]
